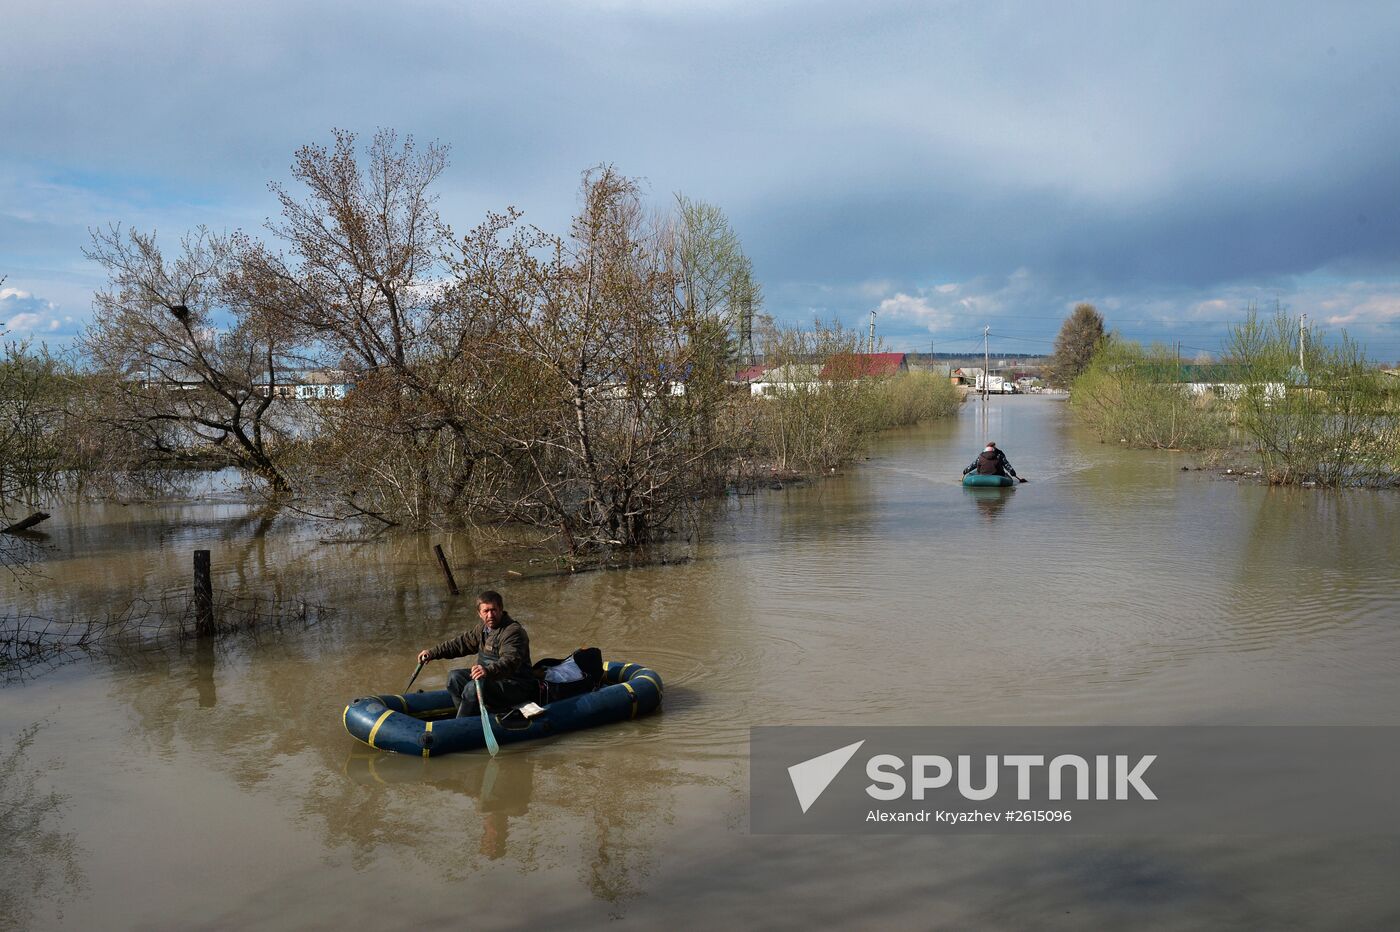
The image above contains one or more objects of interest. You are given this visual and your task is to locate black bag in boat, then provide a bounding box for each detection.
[532,647,604,704]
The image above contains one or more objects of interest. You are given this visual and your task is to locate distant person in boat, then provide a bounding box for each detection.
[416,590,535,717]
[962,441,1027,483]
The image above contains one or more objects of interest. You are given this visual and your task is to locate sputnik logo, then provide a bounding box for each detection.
[787,740,865,813]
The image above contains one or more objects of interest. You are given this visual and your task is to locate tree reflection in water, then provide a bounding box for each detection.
[0,723,84,930]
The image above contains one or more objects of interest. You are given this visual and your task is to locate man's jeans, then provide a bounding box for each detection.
[446,668,537,717]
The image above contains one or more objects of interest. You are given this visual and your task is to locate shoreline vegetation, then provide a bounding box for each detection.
[1069,307,1400,488]
[2,131,964,594]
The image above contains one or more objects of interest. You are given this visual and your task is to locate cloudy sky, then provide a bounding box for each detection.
[5,0,1400,360]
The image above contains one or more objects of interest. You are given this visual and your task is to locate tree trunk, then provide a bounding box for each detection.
[1,511,51,534]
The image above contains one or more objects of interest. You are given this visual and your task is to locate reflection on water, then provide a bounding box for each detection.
[317,736,690,903]
[0,724,83,932]
[342,753,534,860]
[4,396,1400,926]
[965,485,1014,521]
[193,635,217,708]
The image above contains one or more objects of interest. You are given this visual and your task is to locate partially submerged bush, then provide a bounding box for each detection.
[1229,309,1399,486]
[1071,338,1231,452]
[1072,309,1400,487]
[744,322,962,474]
[742,321,860,474]
[862,370,962,430]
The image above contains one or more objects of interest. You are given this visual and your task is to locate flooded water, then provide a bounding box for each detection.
[4,395,1400,929]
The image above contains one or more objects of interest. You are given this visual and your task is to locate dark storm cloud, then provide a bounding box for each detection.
[4,0,1400,349]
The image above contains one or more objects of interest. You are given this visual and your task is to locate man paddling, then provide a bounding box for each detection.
[962,441,1027,483]
[416,590,536,717]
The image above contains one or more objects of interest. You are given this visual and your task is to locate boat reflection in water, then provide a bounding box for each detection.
[343,750,534,860]
[965,484,1014,521]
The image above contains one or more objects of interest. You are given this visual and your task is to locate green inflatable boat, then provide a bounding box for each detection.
[963,473,1014,487]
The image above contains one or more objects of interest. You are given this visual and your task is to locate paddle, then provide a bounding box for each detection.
[404,661,425,692]
[476,678,500,756]
[1017,476,1029,483]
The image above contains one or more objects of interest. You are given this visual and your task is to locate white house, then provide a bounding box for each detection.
[748,363,824,396]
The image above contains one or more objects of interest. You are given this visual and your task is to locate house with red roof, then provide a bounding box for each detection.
[819,352,908,381]
[733,353,909,396]
[733,364,768,384]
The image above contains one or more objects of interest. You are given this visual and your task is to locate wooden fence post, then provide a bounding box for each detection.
[434,544,460,596]
[194,549,215,637]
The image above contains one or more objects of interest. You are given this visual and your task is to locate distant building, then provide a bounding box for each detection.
[950,367,983,387]
[1138,363,1285,400]
[733,363,768,386]
[748,363,823,396]
[259,369,356,401]
[735,353,911,396]
[295,369,355,400]
[819,352,908,380]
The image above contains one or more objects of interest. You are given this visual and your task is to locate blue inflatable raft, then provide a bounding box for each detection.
[343,660,662,756]
[962,473,1014,487]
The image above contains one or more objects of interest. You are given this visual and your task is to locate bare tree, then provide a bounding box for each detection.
[81,226,296,492]
[243,128,452,371]
[0,339,70,508]
[445,168,740,551]
[747,319,868,474]
[233,130,493,524]
[238,131,518,526]
[667,196,760,484]
[75,136,776,554]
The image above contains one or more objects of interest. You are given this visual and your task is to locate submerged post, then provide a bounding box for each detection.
[434,544,460,596]
[193,549,214,637]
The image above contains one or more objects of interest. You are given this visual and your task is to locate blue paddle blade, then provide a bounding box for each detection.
[476,679,500,756]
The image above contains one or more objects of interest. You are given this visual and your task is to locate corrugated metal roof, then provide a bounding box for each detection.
[820,352,907,379]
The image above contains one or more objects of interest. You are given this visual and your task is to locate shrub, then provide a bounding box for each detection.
[1229,309,1398,486]
[1071,338,1231,451]
[861,370,962,429]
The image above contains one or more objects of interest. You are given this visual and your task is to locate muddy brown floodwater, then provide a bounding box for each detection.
[3,395,1400,929]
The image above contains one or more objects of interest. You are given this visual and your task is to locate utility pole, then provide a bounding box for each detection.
[1173,341,1181,444]
[868,309,877,354]
[983,325,990,402]
[1299,313,1307,375]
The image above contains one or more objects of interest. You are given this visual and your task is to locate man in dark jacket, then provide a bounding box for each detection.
[962,441,1027,482]
[416,590,535,716]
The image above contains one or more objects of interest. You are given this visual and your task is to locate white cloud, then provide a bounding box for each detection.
[871,269,1058,338]
[1317,293,1400,326]
[1,287,79,337]
[6,313,42,331]
[877,292,955,330]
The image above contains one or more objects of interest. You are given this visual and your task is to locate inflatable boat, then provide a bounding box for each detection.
[343,660,662,756]
[963,473,1014,487]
